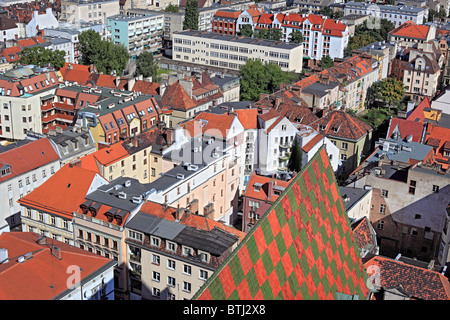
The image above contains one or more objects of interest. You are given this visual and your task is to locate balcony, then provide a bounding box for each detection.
[279,143,290,149]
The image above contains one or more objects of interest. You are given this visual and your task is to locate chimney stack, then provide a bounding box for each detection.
[37,236,47,245]
[0,248,8,264]
[51,246,62,260]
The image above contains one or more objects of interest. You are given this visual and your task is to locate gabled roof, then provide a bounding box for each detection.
[313,110,373,141]
[0,232,115,300]
[161,81,197,111]
[244,172,292,202]
[17,164,107,218]
[214,10,241,19]
[194,147,370,300]
[388,21,431,40]
[132,80,160,95]
[407,96,431,122]
[180,111,237,139]
[364,255,450,300]
[386,117,426,143]
[0,138,60,184]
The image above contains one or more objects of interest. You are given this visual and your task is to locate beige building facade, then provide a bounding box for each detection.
[172,30,303,73]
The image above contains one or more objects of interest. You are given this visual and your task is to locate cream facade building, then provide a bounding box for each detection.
[171,30,303,73]
[61,0,120,24]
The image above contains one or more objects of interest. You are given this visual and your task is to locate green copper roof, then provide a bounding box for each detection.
[193,147,369,300]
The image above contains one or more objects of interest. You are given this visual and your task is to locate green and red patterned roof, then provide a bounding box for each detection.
[194,147,370,300]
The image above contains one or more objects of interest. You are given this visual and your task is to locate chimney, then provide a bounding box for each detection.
[51,246,62,260]
[165,128,174,144]
[179,78,193,99]
[266,180,274,200]
[175,207,185,221]
[115,75,120,88]
[0,248,8,264]
[127,77,136,91]
[37,236,47,245]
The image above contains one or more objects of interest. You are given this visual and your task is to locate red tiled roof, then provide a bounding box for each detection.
[214,10,241,19]
[387,117,426,143]
[244,172,292,202]
[17,164,106,218]
[0,232,114,300]
[161,81,197,111]
[90,142,129,166]
[314,110,373,141]
[234,108,258,130]
[407,97,431,122]
[302,133,324,152]
[364,255,450,300]
[180,111,236,139]
[388,21,431,40]
[132,80,160,95]
[425,123,450,164]
[0,138,59,184]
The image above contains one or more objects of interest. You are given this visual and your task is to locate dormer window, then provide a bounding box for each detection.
[198,251,209,263]
[166,241,176,252]
[1,165,11,177]
[182,246,193,257]
[151,236,160,247]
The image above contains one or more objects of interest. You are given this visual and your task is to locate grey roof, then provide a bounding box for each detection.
[345,1,425,13]
[368,138,433,164]
[148,138,232,192]
[210,74,240,87]
[174,30,301,50]
[126,211,185,240]
[126,211,239,256]
[86,177,152,212]
[173,225,238,256]
[339,186,370,211]
[301,81,339,98]
[107,12,163,23]
[209,101,256,115]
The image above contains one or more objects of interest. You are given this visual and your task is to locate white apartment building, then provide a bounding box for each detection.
[0,138,61,234]
[257,110,300,174]
[344,1,426,27]
[172,30,303,73]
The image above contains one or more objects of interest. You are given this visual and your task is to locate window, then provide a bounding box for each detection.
[381,190,388,198]
[341,142,348,150]
[432,185,439,193]
[199,270,209,281]
[377,220,384,230]
[409,180,416,195]
[379,204,386,214]
[152,254,160,265]
[183,247,192,256]
[129,230,143,242]
[152,271,160,282]
[152,287,160,298]
[183,264,191,275]
[151,236,160,247]
[168,276,176,287]
[183,281,191,293]
[166,241,176,252]
[340,154,347,161]
[167,259,176,270]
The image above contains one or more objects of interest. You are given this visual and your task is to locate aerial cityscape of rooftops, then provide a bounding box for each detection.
[0,0,450,303]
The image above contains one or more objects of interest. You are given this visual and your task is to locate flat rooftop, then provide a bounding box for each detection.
[174,30,302,50]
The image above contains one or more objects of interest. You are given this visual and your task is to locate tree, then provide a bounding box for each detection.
[319,6,333,18]
[78,29,129,75]
[288,30,303,44]
[344,33,377,56]
[164,4,179,12]
[239,59,298,101]
[379,77,406,111]
[319,55,334,69]
[183,0,199,30]
[238,24,253,37]
[19,46,65,69]
[254,28,282,41]
[345,19,395,56]
[287,138,302,173]
[135,51,158,79]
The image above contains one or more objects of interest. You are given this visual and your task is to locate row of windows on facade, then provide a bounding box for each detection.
[173,39,291,58]
[26,225,72,244]
[128,230,211,264]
